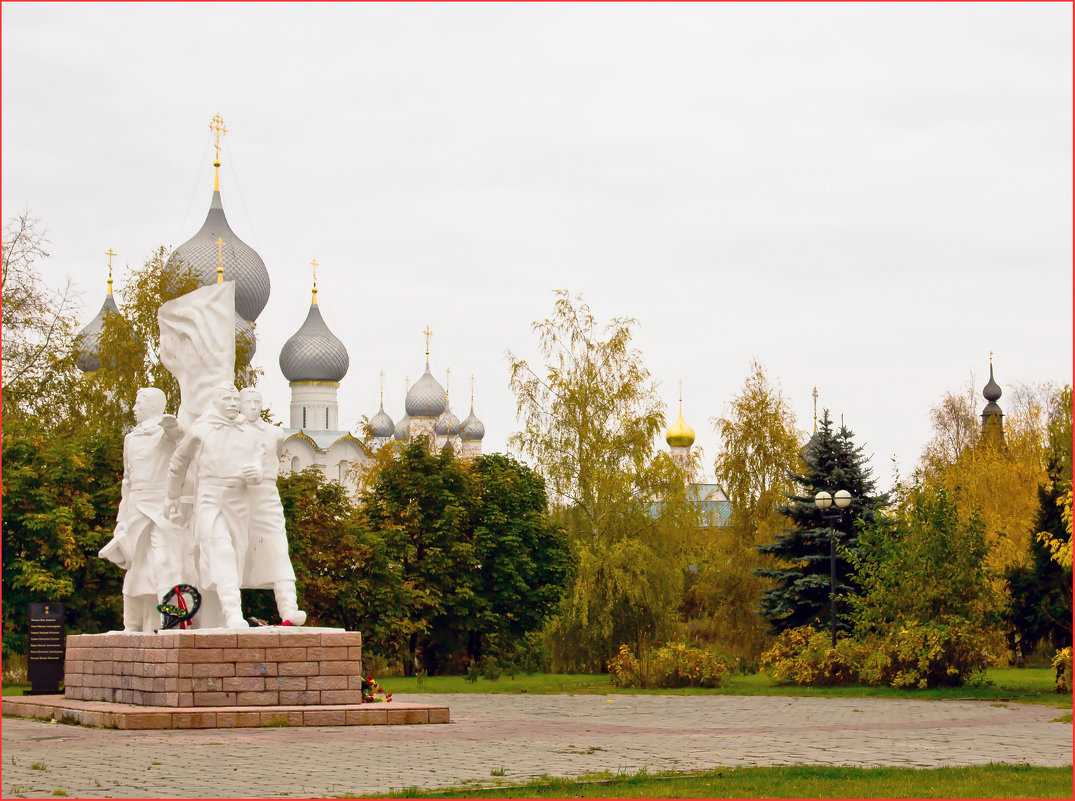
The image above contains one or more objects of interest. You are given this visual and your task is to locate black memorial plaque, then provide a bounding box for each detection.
[27,602,65,695]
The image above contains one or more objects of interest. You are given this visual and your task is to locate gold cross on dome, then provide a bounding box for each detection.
[380,370,385,404]
[215,237,225,283]
[310,259,319,303]
[209,114,227,163]
[423,326,432,362]
[105,248,116,294]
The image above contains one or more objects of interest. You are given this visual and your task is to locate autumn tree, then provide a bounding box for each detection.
[508,291,698,671]
[684,361,803,662]
[919,379,1049,579]
[1,213,82,425]
[757,411,888,635]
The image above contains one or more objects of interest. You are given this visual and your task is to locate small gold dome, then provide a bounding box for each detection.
[666,408,695,449]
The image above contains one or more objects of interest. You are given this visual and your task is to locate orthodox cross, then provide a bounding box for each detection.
[105,248,116,294]
[209,114,227,164]
[424,325,432,363]
[812,386,819,433]
[310,259,319,303]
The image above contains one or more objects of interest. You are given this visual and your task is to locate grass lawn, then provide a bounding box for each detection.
[369,764,1075,799]
[4,666,1068,707]
[377,666,1071,707]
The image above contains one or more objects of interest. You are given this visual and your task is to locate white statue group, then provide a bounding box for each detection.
[98,384,306,631]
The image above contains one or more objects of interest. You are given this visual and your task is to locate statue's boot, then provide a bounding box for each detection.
[274,580,307,626]
[218,584,249,629]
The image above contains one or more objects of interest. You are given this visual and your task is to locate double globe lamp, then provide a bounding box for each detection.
[814,489,852,648]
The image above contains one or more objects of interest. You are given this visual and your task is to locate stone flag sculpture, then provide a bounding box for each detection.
[158,282,236,429]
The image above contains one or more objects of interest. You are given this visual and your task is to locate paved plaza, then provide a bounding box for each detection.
[2,692,1071,798]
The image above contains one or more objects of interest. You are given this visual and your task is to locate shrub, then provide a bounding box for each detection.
[857,618,992,689]
[1052,647,1072,692]
[607,644,644,687]
[650,642,728,688]
[759,626,863,686]
[607,642,729,688]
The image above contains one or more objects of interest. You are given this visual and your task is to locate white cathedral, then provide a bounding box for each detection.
[75,117,486,493]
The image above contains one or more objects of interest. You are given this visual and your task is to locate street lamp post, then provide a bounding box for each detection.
[814,489,852,648]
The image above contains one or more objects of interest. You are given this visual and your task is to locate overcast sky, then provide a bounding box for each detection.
[3,2,1071,488]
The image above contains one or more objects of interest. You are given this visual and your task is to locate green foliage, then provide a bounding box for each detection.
[360,441,571,675]
[508,291,698,672]
[269,468,411,650]
[851,484,1004,632]
[757,411,887,635]
[1,416,123,655]
[607,642,728,689]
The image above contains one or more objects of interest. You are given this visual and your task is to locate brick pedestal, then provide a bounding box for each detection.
[64,627,363,707]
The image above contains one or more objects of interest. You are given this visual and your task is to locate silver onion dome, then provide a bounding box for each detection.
[279,302,349,382]
[75,293,121,373]
[370,403,395,439]
[405,364,447,418]
[460,406,486,441]
[166,189,271,324]
[394,412,411,442]
[435,405,460,437]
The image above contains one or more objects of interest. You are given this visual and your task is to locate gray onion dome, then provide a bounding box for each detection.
[279,302,349,382]
[370,403,395,439]
[405,364,447,418]
[435,405,460,437]
[394,413,411,442]
[76,293,121,373]
[460,406,486,442]
[166,189,271,324]
[983,364,1002,403]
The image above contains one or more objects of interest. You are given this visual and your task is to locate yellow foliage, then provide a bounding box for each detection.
[923,427,1045,576]
[1037,486,1073,569]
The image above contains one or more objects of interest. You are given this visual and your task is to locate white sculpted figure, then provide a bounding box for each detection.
[165,384,262,629]
[239,388,307,626]
[99,388,192,632]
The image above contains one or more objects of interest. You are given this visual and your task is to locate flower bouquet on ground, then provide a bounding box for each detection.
[361,675,392,703]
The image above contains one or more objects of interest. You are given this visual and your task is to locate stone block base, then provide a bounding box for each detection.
[64,627,363,707]
[2,694,449,730]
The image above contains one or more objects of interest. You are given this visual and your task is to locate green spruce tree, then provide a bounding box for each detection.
[756,410,888,635]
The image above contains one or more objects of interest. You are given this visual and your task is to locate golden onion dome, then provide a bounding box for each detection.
[666,407,695,449]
